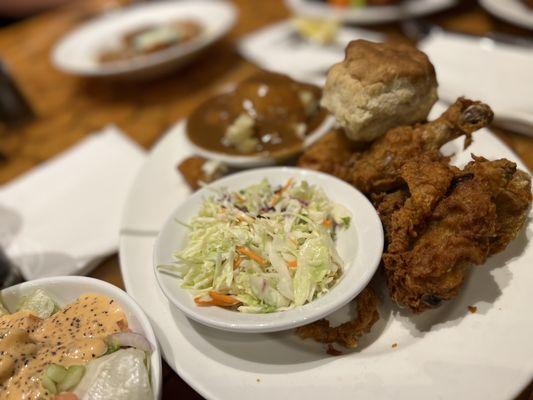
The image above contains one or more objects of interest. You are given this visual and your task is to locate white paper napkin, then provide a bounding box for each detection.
[238,20,384,85]
[0,125,146,280]
[419,31,533,136]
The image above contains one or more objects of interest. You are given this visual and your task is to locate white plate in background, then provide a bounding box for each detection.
[238,21,384,84]
[119,102,533,400]
[1,276,162,399]
[285,0,457,24]
[480,0,533,30]
[52,0,236,79]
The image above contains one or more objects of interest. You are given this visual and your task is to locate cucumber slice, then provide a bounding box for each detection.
[58,365,85,392]
[18,289,58,319]
[41,374,58,395]
[45,364,68,383]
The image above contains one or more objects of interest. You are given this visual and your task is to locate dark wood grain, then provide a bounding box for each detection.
[0,0,531,398]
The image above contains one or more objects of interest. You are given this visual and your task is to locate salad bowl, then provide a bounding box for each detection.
[154,167,383,333]
[0,276,162,399]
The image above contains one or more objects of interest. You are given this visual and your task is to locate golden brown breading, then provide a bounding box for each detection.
[177,156,227,190]
[384,177,497,312]
[341,97,493,194]
[295,286,379,348]
[300,97,494,195]
[381,156,531,313]
[297,128,361,175]
[371,190,408,243]
[177,156,209,190]
[462,156,532,254]
[385,156,457,255]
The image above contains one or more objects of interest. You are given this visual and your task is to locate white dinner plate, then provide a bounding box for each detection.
[154,167,383,333]
[52,0,236,79]
[284,0,457,24]
[119,102,533,400]
[480,0,533,30]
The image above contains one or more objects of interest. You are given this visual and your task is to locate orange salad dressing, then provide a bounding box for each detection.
[0,294,127,399]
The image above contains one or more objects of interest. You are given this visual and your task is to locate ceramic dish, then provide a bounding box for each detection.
[153,167,383,333]
[480,0,533,30]
[186,115,337,168]
[0,276,162,399]
[52,0,236,79]
[285,0,457,24]
[119,102,533,400]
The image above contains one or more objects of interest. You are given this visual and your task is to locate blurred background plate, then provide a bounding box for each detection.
[51,0,237,79]
[480,0,533,30]
[285,0,457,24]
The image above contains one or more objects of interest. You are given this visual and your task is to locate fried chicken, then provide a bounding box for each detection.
[299,97,494,195]
[379,156,531,313]
[296,286,379,348]
[462,156,532,254]
[177,156,227,190]
[297,127,362,175]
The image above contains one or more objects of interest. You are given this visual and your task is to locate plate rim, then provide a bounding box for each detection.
[284,0,457,24]
[479,0,533,30]
[119,106,533,400]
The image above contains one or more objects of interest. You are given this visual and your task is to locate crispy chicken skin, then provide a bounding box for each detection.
[379,156,531,313]
[296,286,379,348]
[299,97,494,195]
[177,156,227,190]
[177,156,211,190]
[462,156,532,254]
[297,128,359,175]
[300,98,530,314]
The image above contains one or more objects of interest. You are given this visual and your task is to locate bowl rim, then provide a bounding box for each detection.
[184,115,337,168]
[0,276,162,400]
[153,166,384,333]
[51,0,237,77]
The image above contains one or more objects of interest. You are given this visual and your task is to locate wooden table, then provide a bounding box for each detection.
[0,0,531,398]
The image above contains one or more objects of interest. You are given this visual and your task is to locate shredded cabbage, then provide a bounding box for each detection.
[164,178,351,313]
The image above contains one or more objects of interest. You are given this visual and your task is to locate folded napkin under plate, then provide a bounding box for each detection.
[0,125,145,280]
[419,31,533,137]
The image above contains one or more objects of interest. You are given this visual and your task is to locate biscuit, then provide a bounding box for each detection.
[321,40,438,142]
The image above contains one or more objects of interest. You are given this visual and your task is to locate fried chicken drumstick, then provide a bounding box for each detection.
[375,156,531,313]
[299,97,494,195]
[300,97,531,315]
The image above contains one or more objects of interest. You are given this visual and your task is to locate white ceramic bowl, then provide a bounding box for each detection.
[186,115,337,168]
[52,0,237,79]
[0,276,162,399]
[285,0,456,24]
[153,167,383,333]
[480,0,533,30]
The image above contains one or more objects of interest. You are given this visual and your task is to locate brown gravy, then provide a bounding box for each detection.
[186,72,327,156]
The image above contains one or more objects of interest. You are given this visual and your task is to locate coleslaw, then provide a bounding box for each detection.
[160,178,352,313]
